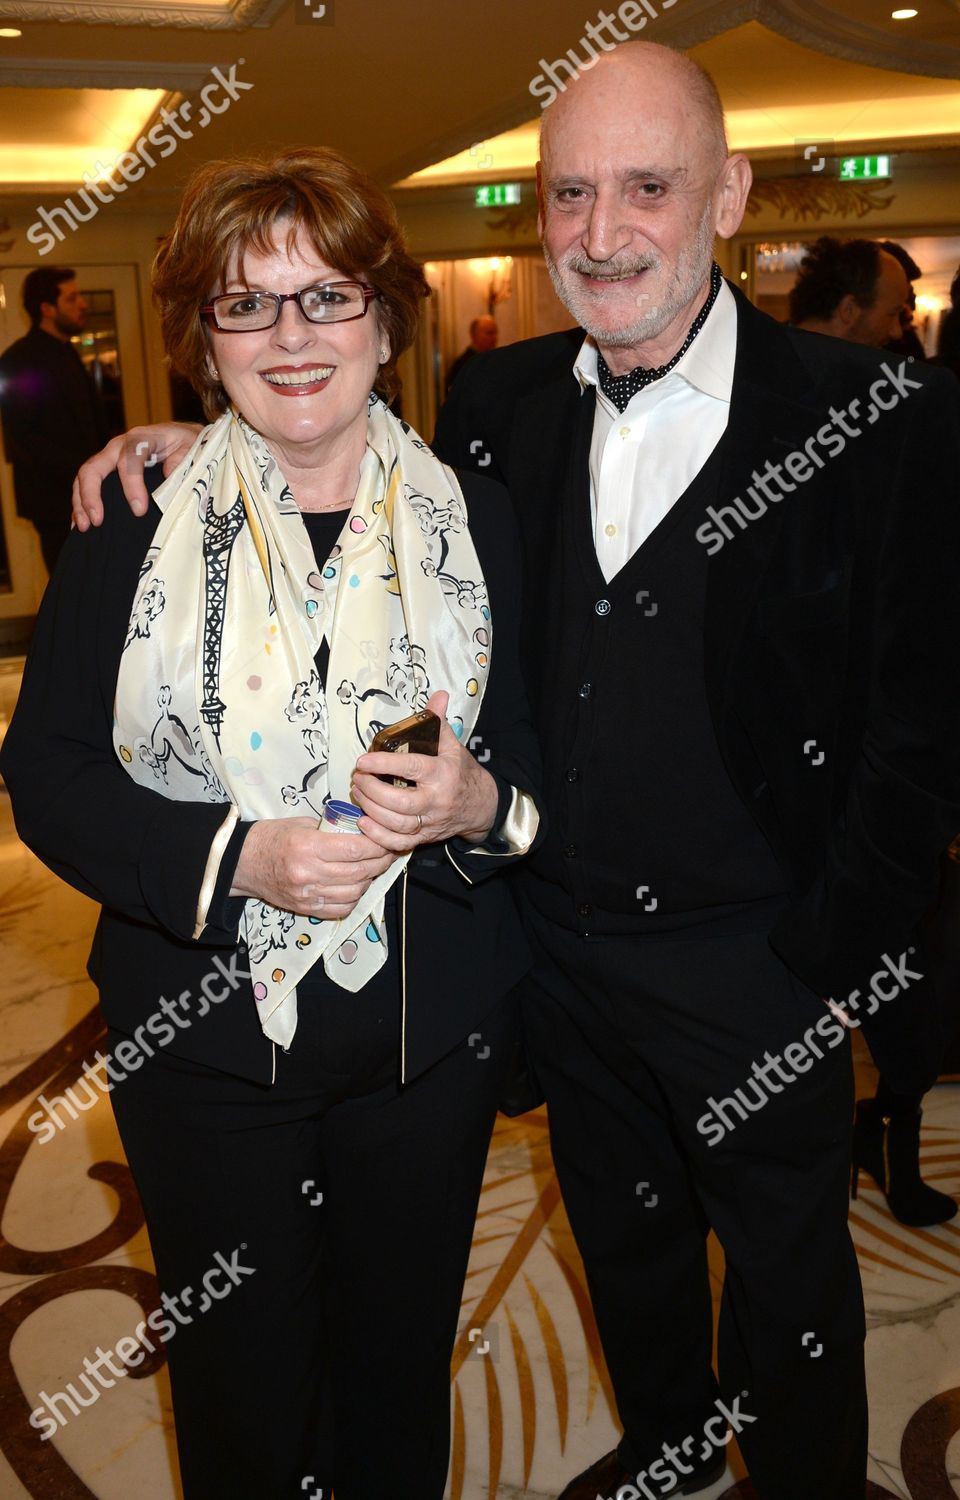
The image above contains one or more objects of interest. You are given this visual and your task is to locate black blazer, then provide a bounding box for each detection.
[0,327,108,527]
[0,465,543,1086]
[434,285,960,1093]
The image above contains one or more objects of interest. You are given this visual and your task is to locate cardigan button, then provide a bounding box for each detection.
[577,902,593,918]
[595,598,611,616]
[563,844,578,859]
[565,767,580,782]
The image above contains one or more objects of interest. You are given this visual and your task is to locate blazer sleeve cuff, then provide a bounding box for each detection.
[192,806,240,939]
[446,775,541,885]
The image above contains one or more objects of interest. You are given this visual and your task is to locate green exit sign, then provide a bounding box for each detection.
[475,182,522,208]
[838,155,891,180]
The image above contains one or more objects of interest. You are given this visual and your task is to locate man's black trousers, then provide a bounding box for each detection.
[521,901,867,1500]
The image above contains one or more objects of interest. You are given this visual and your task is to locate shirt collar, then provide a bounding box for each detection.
[573,276,737,406]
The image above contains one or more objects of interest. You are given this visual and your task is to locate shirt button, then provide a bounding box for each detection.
[577,902,593,918]
[566,767,580,782]
[604,523,617,537]
[595,599,611,617]
[563,844,578,859]
[618,426,630,439]
[578,682,592,699]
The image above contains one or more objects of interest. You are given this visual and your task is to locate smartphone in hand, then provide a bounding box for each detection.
[369,709,441,785]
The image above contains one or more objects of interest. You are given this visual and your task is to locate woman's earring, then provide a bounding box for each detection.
[379,348,388,363]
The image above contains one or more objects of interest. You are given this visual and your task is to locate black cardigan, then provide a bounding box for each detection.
[1,465,544,1085]
[435,286,960,1093]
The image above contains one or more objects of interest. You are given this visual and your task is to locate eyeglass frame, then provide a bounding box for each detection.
[200,280,380,332]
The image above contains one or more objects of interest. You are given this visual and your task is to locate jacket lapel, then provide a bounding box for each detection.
[510,363,593,596]
[704,288,826,707]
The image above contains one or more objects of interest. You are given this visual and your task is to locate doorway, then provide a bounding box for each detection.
[0,262,149,619]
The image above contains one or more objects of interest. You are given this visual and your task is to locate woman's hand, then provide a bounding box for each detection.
[230,817,395,920]
[350,691,499,854]
[72,422,202,529]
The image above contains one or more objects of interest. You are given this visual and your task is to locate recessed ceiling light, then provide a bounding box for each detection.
[891,8,918,17]
[0,26,22,36]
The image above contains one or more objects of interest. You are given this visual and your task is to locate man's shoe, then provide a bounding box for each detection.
[557,1445,728,1499]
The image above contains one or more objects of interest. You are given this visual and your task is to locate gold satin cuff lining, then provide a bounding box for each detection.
[492,785,539,857]
[464,785,539,860]
[192,805,240,940]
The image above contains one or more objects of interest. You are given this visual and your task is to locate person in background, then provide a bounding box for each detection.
[878,239,927,362]
[0,266,108,573]
[788,235,908,348]
[791,238,954,1228]
[2,148,542,1500]
[934,262,960,380]
[446,313,498,392]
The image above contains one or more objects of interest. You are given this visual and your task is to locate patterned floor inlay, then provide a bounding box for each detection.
[2,775,959,1499]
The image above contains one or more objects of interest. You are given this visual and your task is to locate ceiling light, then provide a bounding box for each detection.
[891,9,918,17]
[0,26,22,36]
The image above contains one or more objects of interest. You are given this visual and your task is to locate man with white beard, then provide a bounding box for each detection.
[437,40,960,1500]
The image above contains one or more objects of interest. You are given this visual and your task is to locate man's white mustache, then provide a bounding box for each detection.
[565,256,658,278]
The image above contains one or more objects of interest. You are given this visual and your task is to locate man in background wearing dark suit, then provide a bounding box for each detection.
[437,40,960,1500]
[0,267,108,573]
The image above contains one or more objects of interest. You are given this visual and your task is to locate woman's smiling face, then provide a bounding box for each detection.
[208,228,386,468]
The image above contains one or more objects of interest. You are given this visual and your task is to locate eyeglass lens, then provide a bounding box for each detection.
[211,284,367,329]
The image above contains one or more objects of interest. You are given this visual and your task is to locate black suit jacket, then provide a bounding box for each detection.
[0,327,108,527]
[434,284,960,1092]
[0,465,543,1086]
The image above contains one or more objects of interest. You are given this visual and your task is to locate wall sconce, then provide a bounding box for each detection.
[486,255,513,316]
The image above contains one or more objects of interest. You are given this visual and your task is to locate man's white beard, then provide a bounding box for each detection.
[543,203,716,351]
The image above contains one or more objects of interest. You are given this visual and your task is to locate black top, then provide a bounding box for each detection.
[300,506,348,558]
[301,507,348,690]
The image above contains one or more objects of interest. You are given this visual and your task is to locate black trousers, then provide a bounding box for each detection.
[108,972,516,1500]
[521,902,866,1500]
[35,519,70,575]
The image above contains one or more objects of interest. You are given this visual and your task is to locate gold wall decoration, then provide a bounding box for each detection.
[483,199,539,240]
[746,176,895,222]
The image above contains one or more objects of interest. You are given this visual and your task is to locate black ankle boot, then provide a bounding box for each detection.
[851,1097,958,1227]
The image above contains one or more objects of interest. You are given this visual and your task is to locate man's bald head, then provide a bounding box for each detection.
[540,42,729,179]
[535,40,749,370]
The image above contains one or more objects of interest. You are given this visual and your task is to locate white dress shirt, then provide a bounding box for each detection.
[574,278,738,582]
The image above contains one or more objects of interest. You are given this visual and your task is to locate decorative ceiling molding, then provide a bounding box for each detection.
[759,0,960,80]
[0,0,285,28]
[0,57,213,88]
[381,0,959,185]
[745,175,896,219]
[664,0,960,81]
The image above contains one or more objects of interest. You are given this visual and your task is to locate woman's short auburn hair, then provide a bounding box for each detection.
[152,147,429,416]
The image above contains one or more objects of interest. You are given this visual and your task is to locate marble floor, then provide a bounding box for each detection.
[1,653,959,1499]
